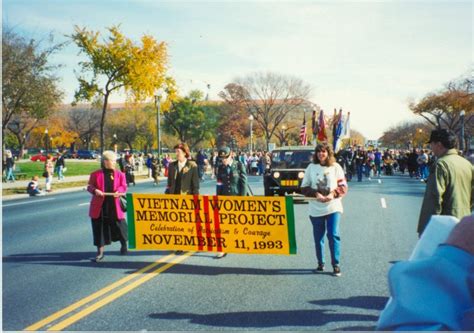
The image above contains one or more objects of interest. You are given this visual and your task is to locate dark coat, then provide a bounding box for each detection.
[166,159,199,195]
[216,159,247,196]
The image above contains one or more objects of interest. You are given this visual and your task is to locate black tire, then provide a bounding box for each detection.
[264,187,274,196]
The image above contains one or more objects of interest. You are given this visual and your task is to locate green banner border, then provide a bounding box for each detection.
[127,193,136,249]
[285,196,297,254]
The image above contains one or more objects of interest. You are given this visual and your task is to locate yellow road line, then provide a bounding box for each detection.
[47,252,193,331]
[24,253,178,331]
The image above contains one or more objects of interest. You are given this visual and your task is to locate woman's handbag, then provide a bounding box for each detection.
[119,195,127,212]
[42,171,49,178]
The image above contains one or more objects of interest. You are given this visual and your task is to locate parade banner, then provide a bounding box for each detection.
[127,194,297,255]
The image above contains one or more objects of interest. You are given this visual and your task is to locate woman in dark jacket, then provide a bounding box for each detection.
[166,143,199,195]
[87,150,128,262]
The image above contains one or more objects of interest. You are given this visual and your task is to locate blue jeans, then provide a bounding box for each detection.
[58,166,64,180]
[310,212,341,267]
[356,164,363,182]
[375,162,382,176]
[420,164,429,180]
[6,167,15,181]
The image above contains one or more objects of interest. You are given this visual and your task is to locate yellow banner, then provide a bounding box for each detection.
[127,194,296,255]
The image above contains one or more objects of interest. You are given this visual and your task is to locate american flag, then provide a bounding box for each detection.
[300,113,307,146]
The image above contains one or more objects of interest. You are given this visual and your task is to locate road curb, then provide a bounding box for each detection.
[2,177,167,202]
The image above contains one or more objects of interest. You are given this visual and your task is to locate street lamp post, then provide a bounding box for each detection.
[460,110,466,153]
[248,115,254,154]
[155,95,162,161]
[44,129,49,154]
[113,133,117,153]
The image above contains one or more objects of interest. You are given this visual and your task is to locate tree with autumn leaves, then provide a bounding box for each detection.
[2,26,64,159]
[409,77,473,133]
[70,25,171,153]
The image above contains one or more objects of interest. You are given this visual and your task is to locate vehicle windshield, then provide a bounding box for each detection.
[271,150,313,169]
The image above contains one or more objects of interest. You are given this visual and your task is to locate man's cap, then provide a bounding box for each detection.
[427,129,455,144]
[218,147,231,158]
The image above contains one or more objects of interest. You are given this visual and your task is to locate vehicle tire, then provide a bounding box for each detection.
[264,187,274,196]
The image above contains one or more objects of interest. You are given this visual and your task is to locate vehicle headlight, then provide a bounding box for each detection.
[273,172,280,179]
[298,172,305,179]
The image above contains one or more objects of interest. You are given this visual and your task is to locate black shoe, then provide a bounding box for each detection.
[94,254,105,262]
[333,266,342,277]
[315,264,325,272]
[120,246,128,255]
[175,250,184,255]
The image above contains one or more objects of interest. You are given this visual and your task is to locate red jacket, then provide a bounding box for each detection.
[87,169,127,220]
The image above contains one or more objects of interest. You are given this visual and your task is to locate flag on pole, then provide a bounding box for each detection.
[317,110,327,142]
[299,113,307,146]
[342,111,351,138]
[311,110,318,144]
[333,109,343,152]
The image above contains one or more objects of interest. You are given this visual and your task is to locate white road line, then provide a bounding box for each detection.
[3,198,55,207]
[381,198,387,208]
[78,202,90,206]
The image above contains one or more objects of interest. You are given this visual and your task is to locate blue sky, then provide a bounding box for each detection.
[3,0,472,139]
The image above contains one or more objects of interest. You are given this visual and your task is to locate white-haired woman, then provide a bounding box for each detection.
[87,151,128,262]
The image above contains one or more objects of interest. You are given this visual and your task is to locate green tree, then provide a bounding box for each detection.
[2,27,64,159]
[70,25,169,153]
[164,92,220,150]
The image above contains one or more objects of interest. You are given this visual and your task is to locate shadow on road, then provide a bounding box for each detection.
[148,309,379,328]
[310,295,388,311]
[3,254,317,276]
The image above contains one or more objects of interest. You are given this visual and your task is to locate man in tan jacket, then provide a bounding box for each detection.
[418,129,474,235]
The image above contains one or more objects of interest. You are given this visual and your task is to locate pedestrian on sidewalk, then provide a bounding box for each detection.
[301,142,348,277]
[87,150,128,262]
[417,129,473,236]
[44,155,54,192]
[26,176,45,196]
[55,150,66,181]
[151,154,160,186]
[215,146,248,259]
[162,154,171,177]
[124,154,135,186]
[5,150,15,182]
[146,153,153,179]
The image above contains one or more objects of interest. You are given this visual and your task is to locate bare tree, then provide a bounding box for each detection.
[219,72,312,150]
[68,106,101,150]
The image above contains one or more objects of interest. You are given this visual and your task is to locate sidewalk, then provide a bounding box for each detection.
[2,175,91,190]
[2,175,167,201]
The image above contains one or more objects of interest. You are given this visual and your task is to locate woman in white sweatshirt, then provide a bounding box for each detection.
[301,142,348,276]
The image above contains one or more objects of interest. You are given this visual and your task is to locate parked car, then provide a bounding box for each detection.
[64,150,78,159]
[76,150,98,159]
[27,148,43,154]
[263,146,314,196]
[30,154,57,162]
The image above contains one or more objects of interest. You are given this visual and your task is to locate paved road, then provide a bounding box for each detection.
[2,174,425,331]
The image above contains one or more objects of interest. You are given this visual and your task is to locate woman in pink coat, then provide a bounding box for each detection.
[87,150,128,262]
